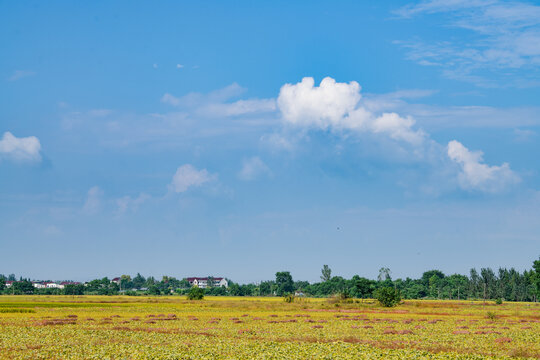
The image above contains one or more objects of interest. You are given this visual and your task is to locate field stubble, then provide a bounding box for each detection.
[0,296,538,359]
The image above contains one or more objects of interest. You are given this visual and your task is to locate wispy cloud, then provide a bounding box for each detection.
[395,0,540,87]
[82,186,103,214]
[238,157,271,181]
[7,70,36,81]
[169,164,215,193]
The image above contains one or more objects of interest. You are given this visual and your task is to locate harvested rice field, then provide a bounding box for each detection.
[0,296,539,359]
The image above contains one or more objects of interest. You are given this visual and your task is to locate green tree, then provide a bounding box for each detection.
[147,285,161,295]
[132,273,146,289]
[275,271,294,296]
[64,284,85,295]
[532,257,540,300]
[187,286,204,300]
[12,280,34,295]
[320,265,332,282]
[120,275,132,291]
[374,287,401,307]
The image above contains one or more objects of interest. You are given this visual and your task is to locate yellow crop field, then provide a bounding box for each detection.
[0,296,539,359]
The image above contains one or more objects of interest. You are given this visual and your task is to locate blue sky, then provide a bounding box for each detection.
[1,0,540,283]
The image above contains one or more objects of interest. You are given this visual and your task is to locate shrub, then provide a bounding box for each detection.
[486,311,497,320]
[284,294,295,303]
[494,298,503,305]
[187,286,204,300]
[374,287,401,307]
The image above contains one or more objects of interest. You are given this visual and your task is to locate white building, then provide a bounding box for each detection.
[186,277,228,289]
[32,282,46,289]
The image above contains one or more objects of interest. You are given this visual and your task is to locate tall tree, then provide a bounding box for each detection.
[378,267,391,282]
[320,265,332,282]
[275,271,294,296]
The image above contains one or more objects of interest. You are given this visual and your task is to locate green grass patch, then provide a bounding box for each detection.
[0,308,36,313]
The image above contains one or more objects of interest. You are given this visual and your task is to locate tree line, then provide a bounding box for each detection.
[1,257,539,301]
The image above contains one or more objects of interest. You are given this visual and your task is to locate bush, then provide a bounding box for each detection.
[187,286,204,300]
[147,286,161,295]
[495,298,503,305]
[374,287,401,307]
[284,294,295,303]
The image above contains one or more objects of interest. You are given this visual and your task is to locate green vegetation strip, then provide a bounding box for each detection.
[0,308,36,313]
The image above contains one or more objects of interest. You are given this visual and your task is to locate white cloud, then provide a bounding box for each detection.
[170,164,213,193]
[116,193,150,214]
[238,157,271,181]
[447,140,519,192]
[176,64,184,69]
[277,77,425,145]
[83,186,103,214]
[8,70,36,81]
[372,113,425,145]
[0,131,42,162]
[278,77,361,128]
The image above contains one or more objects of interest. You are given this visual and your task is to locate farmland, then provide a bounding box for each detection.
[0,296,539,359]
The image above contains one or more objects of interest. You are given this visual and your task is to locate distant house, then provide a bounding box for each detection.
[186,277,228,289]
[60,281,80,288]
[111,277,121,285]
[45,282,60,289]
[32,282,46,289]
[5,281,14,288]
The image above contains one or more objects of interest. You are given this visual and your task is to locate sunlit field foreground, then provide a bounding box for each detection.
[0,296,539,359]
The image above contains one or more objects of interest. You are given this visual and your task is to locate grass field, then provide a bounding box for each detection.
[0,296,539,359]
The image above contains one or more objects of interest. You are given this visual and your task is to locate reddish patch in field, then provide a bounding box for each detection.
[311,325,323,329]
[317,319,327,323]
[495,337,512,343]
[363,325,373,329]
[398,330,413,335]
[268,314,278,317]
[414,325,426,329]
[453,330,470,334]
[456,326,469,329]
[37,318,76,326]
[233,320,244,324]
[520,326,532,329]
